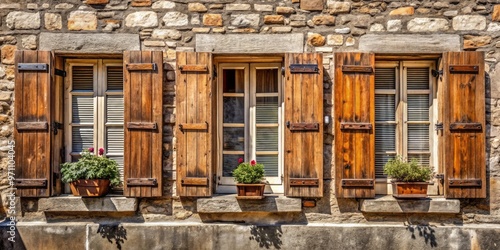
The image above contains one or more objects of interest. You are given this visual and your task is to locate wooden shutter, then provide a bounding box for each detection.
[14,51,53,197]
[284,53,323,198]
[442,52,486,198]
[334,52,375,198]
[176,52,213,197]
[123,51,163,197]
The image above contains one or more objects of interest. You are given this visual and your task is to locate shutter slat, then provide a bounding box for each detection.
[285,53,324,198]
[335,52,375,198]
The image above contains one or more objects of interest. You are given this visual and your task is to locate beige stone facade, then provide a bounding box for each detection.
[1,0,500,248]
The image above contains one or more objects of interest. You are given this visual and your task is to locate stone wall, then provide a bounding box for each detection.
[0,0,499,226]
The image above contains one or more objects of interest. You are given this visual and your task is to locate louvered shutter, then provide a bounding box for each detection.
[442,51,486,198]
[176,52,213,197]
[334,52,375,198]
[123,51,163,197]
[14,51,53,197]
[284,53,324,198]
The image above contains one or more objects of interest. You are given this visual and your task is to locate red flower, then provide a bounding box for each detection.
[98,148,104,156]
[238,158,244,164]
[250,160,256,166]
[88,147,94,153]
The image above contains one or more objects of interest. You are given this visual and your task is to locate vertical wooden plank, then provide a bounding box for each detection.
[128,51,141,197]
[140,51,152,197]
[176,52,187,196]
[186,52,197,197]
[123,52,131,197]
[151,51,163,197]
[36,51,50,197]
[14,51,25,197]
[197,53,208,196]
[25,51,38,197]
[52,55,64,195]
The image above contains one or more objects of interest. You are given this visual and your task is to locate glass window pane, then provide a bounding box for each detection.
[72,96,94,123]
[256,155,278,177]
[72,66,94,91]
[256,69,278,93]
[375,124,396,152]
[375,94,395,122]
[256,127,278,151]
[407,68,429,90]
[106,127,124,154]
[375,68,396,89]
[72,126,93,153]
[256,97,278,123]
[223,154,244,177]
[408,124,430,151]
[107,155,124,181]
[223,97,244,123]
[223,69,245,93]
[223,127,244,151]
[106,96,124,123]
[107,66,123,91]
[376,154,394,178]
[408,154,430,166]
[407,94,429,121]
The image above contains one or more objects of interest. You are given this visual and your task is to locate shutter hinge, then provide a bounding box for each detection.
[431,69,443,77]
[51,122,63,135]
[60,147,65,161]
[281,66,285,76]
[55,69,66,77]
[212,65,217,78]
[434,122,443,131]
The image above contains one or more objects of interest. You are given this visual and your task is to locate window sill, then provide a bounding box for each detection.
[197,194,302,213]
[38,195,138,213]
[360,195,460,214]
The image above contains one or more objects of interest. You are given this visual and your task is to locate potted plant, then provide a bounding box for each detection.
[383,156,433,198]
[232,158,266,199]
[61,147,120,197]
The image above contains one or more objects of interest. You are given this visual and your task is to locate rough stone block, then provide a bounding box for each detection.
[327,1,351,14]
[38,196,138,212]
[152,29,182,40]
[312,15,335,26]
[360,195,460,213]
[68,11,97,31]
[226,4,251,11]
[1,45,16,65]
[163,12,189,27]
[15,223,87,250]
[6,12,40,30]
[276,7,295,14]
[196,33,304,53]
[188,3,207,12]
[359,34,460,53]
[493,5,500,22]
[231,14,260,27]
[254,4,273,12]
[152,1,175,9]
[301,0,324,11]
[452,15,486,31]
[264,15,284,24]
[39,33,140,52]
[44,13,62,30]
[407,18,449,32]
[307,33,326,47]
[197,195,302,213]
[203,14,222,26]
[463,35,492,49]
[131,0,152,7]
[389,7,414,15]
[125,11,158,28]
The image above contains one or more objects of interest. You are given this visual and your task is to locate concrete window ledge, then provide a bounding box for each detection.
[360,195,460,214]
[197,195,302,213]
[38,195,138,212]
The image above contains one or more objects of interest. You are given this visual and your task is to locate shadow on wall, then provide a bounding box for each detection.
[97,223,127,250]
[406,223,438,248]
[249,225,283,249]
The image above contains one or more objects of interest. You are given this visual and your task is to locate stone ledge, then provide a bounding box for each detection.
[38,195,138,212]
[360,195,460,214]
[197,195,302,213]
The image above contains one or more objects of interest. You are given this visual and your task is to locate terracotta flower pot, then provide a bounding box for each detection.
[70,179,110,197]
[236,183,266,199]
[391,182,430,199]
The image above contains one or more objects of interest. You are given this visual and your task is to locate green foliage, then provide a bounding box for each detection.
[61,149,120,186]
[232,160,265,184]
[383,156,433,182]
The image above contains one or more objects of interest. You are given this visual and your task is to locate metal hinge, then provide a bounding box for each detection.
[212,65,217,78]
[60,147,65,160]
[281,66,285,76]
[51,122,63,135]
[431,69,443,78]
[435,173,444,179]
[434,122,443,131]
[55,69,66,77]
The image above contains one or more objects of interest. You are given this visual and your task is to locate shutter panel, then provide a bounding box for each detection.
[14,51,53,197]
[124,51,163,197]
[442,52,486,198]
[284,53,323,198]
[176,52,213,197]
[334,52,375,198]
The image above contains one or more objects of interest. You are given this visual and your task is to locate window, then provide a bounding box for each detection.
[64,59,124,183]
[374,60,437,193]
[217,63,283,193]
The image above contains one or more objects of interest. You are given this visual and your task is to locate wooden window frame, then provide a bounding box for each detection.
[216,61,284,194]
[374,60,438,195]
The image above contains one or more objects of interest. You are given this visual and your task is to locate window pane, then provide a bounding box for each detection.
[256,155,278,177]
[223,97,244,123]
[375,94,395,122]
[223,127,244,151]
[107,66,123,91]
[407,68,429,90]
[407,94,429,121]
[223,69,245,93]
[107,155,124,181]
[223,154,244,177]
[375,68,396,89]
[106,96,124,123]
[376,154,394,178]
[256,69,278,93]
[256,97,278,123]
[375,124,396,152]
[408,124,429,151]
[256,127,278,151]
[72,66,93,91]
[72,126,93,153]
[106,127,124,154]
[408,154,430,166]
[72,96,94,123]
